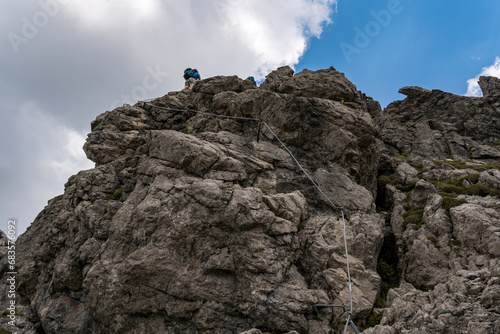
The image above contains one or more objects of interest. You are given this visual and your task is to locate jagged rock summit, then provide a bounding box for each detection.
[0,67,499,334]
[1,66,384,334]
[479,75,500,97]
[375,80,500,161]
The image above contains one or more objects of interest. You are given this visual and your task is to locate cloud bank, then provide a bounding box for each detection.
[0,0,337,234]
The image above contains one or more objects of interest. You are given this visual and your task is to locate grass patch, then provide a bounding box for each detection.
[427,236,440,248]
[373,234,400,313]
[396,153,411,162]
[396,180,418,193]
[378,174,416,193]
[440,192,467,210]
[435,174,480,189]
[102,188,123,201]
[375,259,400,308]
[0,310,23,317]
[452,239,462,247]
[466,184,500,197]
[435,177,498,198]
[359,311,384,331]
[377,260,399,287]
[366,312,384,327]
[403,208,424,230]
[433,173,498,205]
[409,162,425,172]
[460,173,480,184]
[372,259,399,324]
[437,309,451,316]
[437,182,466,195]
[378,174,401,187]
[0,328,12,334]
[374,281,390,309]
[374,294,386,309]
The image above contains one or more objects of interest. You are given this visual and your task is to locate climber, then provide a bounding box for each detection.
[246,76,257,87]
[182,68,201,91]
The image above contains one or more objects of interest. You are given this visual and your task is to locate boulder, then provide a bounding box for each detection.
[478,75,500,97]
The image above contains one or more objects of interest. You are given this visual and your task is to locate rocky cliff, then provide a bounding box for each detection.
[0,67,499,334]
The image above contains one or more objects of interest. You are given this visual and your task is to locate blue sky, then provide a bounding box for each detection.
[297,0,500,107]
[1,0,499,235]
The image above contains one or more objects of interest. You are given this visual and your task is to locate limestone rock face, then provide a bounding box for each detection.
[373,160,500,333]
[1,67,383,334]
[372,78,500,333]
[260,66,362,105]
[364,271,500,334]
[375,77,500,160]
[2,69,499,334]
[479,75,500,97]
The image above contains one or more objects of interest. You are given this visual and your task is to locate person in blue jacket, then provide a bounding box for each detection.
[246,76,257,86]
[182,68,201,91]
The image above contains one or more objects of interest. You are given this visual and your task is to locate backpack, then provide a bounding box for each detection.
[184,68,199,80]
[247,76,257,86]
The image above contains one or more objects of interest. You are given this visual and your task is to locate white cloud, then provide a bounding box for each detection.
[63,0,163,29]
[0,103,93,234]
[0,0,337,235]
[16,103,91,171]
[215,0,336,76]
[59,0,337,78]
[465,56,500,96]
[49,129,94,183]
